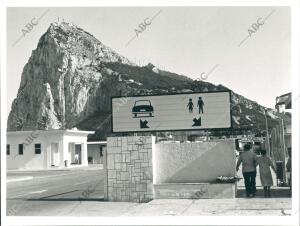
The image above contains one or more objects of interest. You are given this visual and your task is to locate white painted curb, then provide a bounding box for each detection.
[7,176,33,183]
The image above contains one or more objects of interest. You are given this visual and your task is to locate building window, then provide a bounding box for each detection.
[18,144,24,155]
[6,144,10,155]
[35,144,41,154]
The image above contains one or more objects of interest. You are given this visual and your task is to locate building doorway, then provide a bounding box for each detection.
[50,143,60,167]
[75,144,82,164]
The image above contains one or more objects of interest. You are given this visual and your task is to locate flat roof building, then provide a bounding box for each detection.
[275,92,291,113]
[6,129,94,170]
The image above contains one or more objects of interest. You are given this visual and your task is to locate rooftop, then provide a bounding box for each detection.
[7,129,94,135]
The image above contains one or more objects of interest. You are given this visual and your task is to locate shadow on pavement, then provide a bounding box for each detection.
[25,198,105,202]
[237,187,291,198]
[7,189,105,202]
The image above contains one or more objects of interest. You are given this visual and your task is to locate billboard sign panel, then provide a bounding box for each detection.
[112,91,232,133]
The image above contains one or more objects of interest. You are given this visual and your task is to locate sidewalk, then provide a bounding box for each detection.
[21,197,291,216]
[121,198,292,216]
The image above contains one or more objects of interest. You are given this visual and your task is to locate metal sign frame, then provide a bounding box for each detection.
[111,90,233,133]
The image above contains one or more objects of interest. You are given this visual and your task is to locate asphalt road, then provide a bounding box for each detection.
[6,167,105,216]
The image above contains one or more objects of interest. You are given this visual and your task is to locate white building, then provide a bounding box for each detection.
[275,92,291,113]
[6,129,94,170]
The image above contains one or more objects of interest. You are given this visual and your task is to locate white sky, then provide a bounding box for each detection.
[6,7,291,112]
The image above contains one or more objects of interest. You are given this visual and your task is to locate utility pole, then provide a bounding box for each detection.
[264,110,271,156]
[281,118,286,157]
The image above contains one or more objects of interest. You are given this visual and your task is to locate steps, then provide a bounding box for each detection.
[154,183,237,199]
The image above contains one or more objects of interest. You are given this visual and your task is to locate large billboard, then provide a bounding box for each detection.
[111,91,232,133]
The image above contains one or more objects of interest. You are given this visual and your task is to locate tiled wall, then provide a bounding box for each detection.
[104,136,154,203]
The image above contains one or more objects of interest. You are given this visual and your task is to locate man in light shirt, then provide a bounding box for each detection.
[236,143,258,197]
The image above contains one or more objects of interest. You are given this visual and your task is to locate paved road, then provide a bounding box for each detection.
[7,168,105,216]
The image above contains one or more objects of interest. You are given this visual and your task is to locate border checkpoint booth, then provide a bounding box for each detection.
[6,129,94,170]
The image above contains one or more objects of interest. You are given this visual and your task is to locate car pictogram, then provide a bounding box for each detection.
[132,100,154,118]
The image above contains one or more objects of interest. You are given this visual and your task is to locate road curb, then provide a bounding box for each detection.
[7,176,33,183]
[6,165,103,173]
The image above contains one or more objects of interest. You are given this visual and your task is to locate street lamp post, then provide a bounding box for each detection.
[280,118,287,183]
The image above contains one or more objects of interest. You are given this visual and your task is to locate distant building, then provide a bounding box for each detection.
[274,92,292,150]
[87,141,107,164]
[6,129,93,170]
[275,92,291,113]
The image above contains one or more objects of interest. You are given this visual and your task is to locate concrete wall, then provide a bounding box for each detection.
[105,136,154,203]
[154,140,236,184]
[154,183,236,199]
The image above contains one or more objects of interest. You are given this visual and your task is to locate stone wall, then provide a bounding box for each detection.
[104,136,154,203]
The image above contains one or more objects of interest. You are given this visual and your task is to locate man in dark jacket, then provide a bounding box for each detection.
[236,143,257,197]
[286,147,291,196]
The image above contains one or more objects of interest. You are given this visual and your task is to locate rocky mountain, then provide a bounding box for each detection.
[7,22,291,140]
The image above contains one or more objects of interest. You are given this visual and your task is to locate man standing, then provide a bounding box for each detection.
[286,147,292,196]
[197,97,204,114]
[75,153,79,164]
[236,143,257,197]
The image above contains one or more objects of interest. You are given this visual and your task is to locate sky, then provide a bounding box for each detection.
[6,7,291,113]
